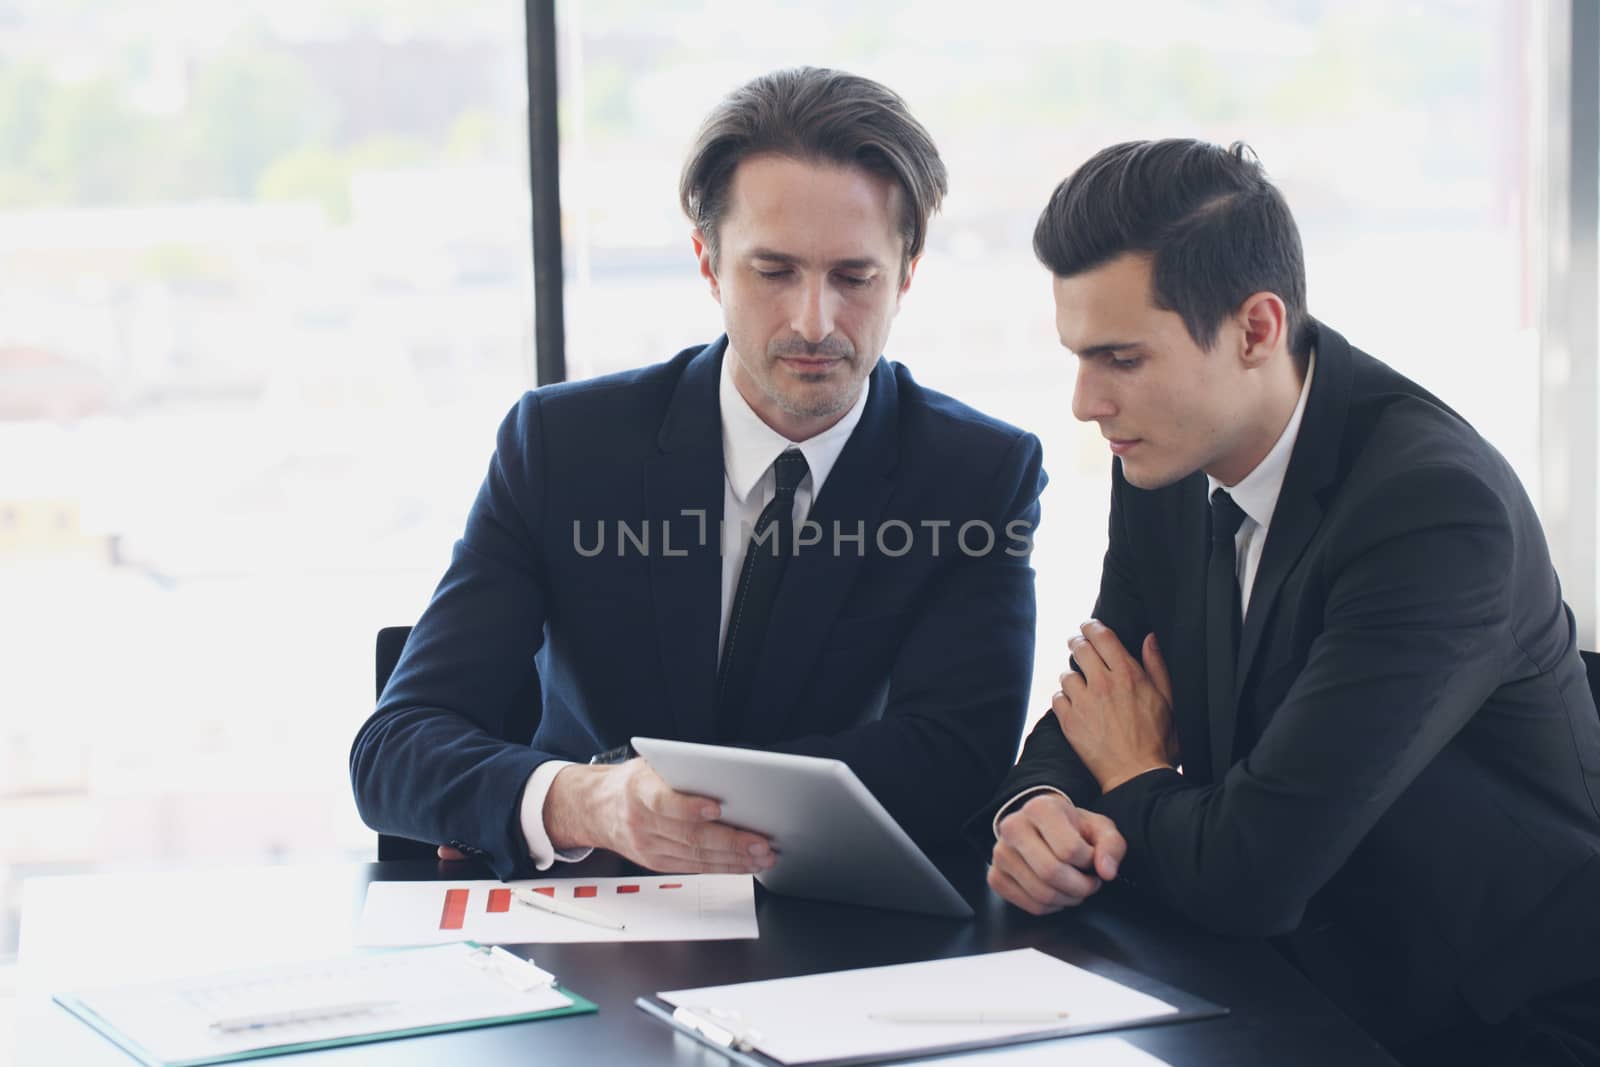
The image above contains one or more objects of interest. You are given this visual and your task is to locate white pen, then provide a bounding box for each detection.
[868,1009,1071,1024]
[513,887,627,931]
[208,1000,397,1033]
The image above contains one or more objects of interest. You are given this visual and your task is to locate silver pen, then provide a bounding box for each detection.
[208,1000,397,1033]
[513,887,627,931]
[868,1008,1071,1024]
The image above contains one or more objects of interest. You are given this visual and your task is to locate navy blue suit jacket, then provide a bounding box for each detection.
[353,338,1046,879]
[975,322,1600,1041]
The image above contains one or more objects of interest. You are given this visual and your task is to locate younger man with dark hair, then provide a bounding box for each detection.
[352,68,1044,885]
[979,139,1600,1065]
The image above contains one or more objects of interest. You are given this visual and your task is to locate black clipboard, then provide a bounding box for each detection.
[634,948,1226,1067]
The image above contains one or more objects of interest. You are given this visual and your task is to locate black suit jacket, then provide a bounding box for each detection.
[977,322,1600,1042]
[352,338,1045,880]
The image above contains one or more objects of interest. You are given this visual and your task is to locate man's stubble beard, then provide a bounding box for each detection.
[761,334,861,419]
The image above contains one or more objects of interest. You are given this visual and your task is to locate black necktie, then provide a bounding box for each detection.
[716,449,810,738]
[1206,488,1248,774]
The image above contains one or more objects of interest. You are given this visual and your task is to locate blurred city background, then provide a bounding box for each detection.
[2,0,1590,1037]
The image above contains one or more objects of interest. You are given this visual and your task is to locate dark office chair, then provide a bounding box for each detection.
[373,626,438,860]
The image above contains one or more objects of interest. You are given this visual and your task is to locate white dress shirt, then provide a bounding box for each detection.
[519,351,873,869]
[993,353,1316,837]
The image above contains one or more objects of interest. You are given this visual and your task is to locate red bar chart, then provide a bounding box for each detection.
[362,876,758,945]
[438,889,468,931]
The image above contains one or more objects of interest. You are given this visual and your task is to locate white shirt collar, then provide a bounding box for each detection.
[719,347,872,503]
[1207,351,1316,529]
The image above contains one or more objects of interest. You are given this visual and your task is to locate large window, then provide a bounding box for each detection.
[0,0,533,959]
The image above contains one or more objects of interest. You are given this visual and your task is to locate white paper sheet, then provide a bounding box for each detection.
[899,1036,1172,1065]
[658,948,1179,1065]
[357,875,758,946]
[61,944,575,1065]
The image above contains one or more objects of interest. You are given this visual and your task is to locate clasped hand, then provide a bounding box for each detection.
[1054,619,1176,792]
[987,619,1176,916]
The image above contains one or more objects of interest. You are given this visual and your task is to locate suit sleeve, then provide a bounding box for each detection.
[963,462,1150,851]
[1091,463,1514,936]
[769,431,1047,846]
[348,393,558,879]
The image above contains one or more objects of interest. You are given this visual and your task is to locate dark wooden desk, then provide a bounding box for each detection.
[17,853,1398,1065]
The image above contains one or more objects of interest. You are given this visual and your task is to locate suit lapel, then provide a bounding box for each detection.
[1228,324,1353,760]
[743,359,899,743]
[647,341,726,743]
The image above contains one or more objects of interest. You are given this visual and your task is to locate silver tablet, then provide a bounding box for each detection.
[630,736,974,919]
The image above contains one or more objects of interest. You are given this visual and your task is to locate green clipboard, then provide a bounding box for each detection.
[53,942,598,1066]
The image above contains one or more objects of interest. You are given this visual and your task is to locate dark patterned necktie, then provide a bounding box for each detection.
[715,449,810,737]
[1206,488,1248,774]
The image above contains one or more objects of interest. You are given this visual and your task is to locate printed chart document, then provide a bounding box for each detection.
[358,874,758,946]
[54,942,596,1067]
[642,948,1222,1066]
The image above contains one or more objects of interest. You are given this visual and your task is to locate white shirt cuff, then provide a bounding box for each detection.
[992,785,1070,840]
[520,760,594,870]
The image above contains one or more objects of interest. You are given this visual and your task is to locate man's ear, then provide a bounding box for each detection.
[691,229,721,303]
[1237,291,1287,367]
[894,253,922,309]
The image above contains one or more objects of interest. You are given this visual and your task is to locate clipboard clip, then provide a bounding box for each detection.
[467,944,557,992]
[672,1004,763,1052]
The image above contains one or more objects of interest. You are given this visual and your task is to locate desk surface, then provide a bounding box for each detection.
[17,853,1398,1066]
